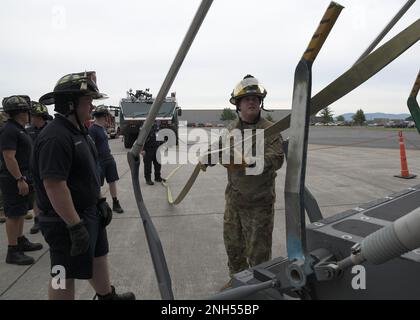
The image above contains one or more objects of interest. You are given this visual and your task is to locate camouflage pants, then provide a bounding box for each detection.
[223,200,275,276]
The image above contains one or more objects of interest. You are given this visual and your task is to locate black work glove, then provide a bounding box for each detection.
[67,220,90,257]
[97,198,113,227]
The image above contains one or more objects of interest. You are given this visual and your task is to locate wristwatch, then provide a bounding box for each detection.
[16,176,27,182]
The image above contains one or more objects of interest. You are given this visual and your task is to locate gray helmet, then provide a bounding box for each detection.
[2,95,31,114]
[92,105,110,118]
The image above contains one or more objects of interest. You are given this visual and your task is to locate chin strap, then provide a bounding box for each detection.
[65,102,88,135]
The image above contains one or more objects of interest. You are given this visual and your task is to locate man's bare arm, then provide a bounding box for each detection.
[3,150,23,179]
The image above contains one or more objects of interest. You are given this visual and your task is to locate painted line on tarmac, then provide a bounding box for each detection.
[0,248,50,298]
[106,201,373,220]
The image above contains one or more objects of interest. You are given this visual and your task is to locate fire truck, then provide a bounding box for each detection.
[119,89,182,148]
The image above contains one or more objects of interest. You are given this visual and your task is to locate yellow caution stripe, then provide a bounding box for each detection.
[303,2,344,62]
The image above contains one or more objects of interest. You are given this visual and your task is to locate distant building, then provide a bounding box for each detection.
[179,109,290,126]
[372,118,389,125]
[310,115,323,124]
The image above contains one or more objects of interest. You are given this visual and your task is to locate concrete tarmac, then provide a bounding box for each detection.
[306,126,420,150]
[1,130,420,300]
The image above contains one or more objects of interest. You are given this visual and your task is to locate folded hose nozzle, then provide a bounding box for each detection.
[339,207,420,268]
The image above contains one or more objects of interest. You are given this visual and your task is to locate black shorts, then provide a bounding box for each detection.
[39,205,109,279]
[0,177,33,218]
[99,157,119,186]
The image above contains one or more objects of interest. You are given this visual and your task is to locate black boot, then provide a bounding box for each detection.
[18,236,43,252]
[30,217,40,234]
[155,177,166,183]
[96,285,135,300]
[146,180,154,185]
[6,245,35,265]
[112,199,124,214]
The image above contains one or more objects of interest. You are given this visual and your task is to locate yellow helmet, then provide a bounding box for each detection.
[229,74,267,105]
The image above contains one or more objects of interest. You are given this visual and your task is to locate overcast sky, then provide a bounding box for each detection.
[0,0,418,116]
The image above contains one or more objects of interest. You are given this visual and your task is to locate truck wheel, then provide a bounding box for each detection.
[124,136,132,148]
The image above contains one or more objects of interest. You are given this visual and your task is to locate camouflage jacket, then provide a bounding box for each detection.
[224,117,284,205]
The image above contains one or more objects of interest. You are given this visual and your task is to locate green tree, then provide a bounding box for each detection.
[406,115,413,121]
[336,115,345,122]
[319,106,334,124]
[352,109,366,125]
[265,113,274,122]
[220,108,237,121]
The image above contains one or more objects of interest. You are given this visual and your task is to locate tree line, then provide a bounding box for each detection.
[319,107,366,125]
[220,107,370,125]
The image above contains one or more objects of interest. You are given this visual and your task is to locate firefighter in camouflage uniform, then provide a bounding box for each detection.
[220,75,284,290]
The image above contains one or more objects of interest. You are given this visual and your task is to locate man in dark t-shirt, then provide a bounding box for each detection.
[34,114,101,215]
[34,71,134,300]
[140,123,166,185]
[0,95,43,266]
[88,106,124,213]
[27,101,50,234]
[27,102,50,142]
